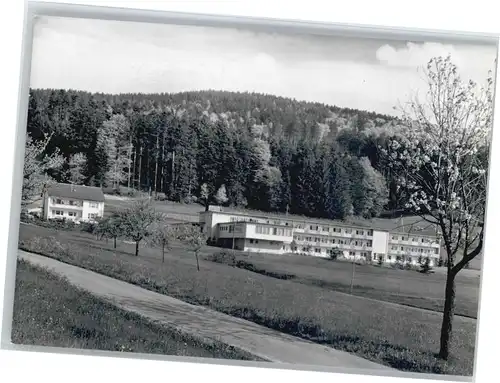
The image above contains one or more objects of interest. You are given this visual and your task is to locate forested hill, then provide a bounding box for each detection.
[26,88,406,220]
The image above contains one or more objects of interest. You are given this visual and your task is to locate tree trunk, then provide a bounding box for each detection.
[138,146,143,191]
[162,244,165,263]
[154,134,159,197]
[170,150,175,199]
[195,250,200,271]
[127,142,132,189]
[113,237,117,249]
[439,269,456,360]
[135,240,140,257]
[350,257,356,294]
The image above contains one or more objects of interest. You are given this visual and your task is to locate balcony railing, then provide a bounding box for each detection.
[51,203,83,209]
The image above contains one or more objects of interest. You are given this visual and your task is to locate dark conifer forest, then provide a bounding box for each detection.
[26,88,407,220]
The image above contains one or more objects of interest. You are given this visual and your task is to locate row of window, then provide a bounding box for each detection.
[390,235,436,244]
[293,235,372,247]
[390,245,439,254]
[52,210,78,217]
[248,239,281,246]
[297,225,373,236]
[52,210,99,220]
[52,198,99,208]
[224,215,374,236]
[255,225,293,237]
[219,224,243,233]
[385,255,435,262]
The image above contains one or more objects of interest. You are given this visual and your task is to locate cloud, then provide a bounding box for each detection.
[376,42,460,68]
[375,42,496,87]
[29,17,497,117]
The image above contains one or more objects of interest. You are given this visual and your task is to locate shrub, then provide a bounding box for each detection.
[420,257,433,274]
[155,192,167,201]
[328,249,342,260]
[206,250,236,266]
[20,236,70,257]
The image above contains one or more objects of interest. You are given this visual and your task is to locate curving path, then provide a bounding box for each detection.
[19,249,391,371]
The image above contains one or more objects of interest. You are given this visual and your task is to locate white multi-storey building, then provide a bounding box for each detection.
[43,183,105,223]
[199,206,441,266]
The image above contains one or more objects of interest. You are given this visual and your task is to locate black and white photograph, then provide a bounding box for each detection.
[7,10,498,379]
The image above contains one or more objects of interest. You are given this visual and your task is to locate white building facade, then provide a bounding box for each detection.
[200,206,441,266]
[43,183,105,223]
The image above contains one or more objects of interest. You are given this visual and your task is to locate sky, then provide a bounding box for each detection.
[30,16,498,116]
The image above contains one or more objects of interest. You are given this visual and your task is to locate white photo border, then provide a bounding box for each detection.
[1,2,499,383]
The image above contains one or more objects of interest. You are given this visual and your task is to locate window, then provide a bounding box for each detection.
[392,236,396,240]
[88,213,97,219]
[315,248,321,253]
[68,211,76,217]
[400,246,404,251]
[345,228,352,234]
[255,240,259,244]
[315,237,320,242]
[53,210,63,216]
[331,239,335,244]
[367,240,372,247]
[56,199,63,204]
[250,239,254,244]
[89,202,99,208]
[388,255,392,260]
[272,228,277,235]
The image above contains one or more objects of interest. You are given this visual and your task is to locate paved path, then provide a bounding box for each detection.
[19,250,391,371]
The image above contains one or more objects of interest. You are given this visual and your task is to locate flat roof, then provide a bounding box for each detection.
[203,208,439,239]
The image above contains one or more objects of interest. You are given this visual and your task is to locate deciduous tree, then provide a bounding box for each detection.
[120,199,160,256]
[177,224,207,271]
[148,217,177,263]
[22,133,64,208]
[380,55,493,360]
[67,152,87,185]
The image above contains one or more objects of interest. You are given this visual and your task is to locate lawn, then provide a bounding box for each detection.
[104,195,201,223]
[18,223,477,375]
[11,258,257,361]
[223,251,480,319]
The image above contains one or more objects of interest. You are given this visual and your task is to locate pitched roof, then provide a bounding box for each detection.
[46,183,105,202]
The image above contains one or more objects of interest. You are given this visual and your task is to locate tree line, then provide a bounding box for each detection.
[25,88,403,220]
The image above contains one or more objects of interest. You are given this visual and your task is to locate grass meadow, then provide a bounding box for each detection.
[17,222,478,375]
[11,258,257,361]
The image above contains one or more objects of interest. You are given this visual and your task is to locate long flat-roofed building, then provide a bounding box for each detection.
[199,205,441,266]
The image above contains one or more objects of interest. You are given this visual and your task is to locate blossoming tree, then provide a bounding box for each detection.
[380,55,493,360]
